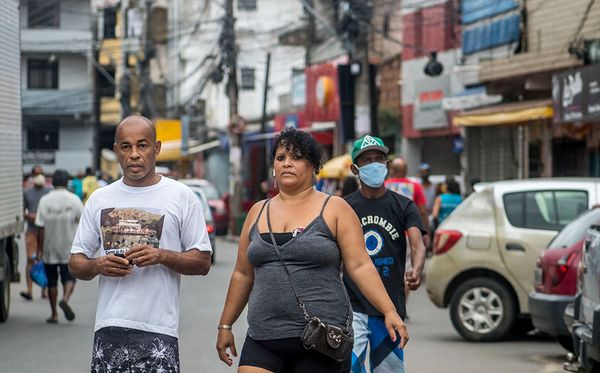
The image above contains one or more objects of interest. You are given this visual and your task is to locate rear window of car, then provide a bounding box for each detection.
[200,184,220,200]
[193,191,213,219]
[503,190,588,231]
[548,208,600,249]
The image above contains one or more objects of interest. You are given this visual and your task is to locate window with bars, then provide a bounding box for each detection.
[27,59,58,89]
[28,0,60,28]
[241,68,255,90]
[238,0,257,11]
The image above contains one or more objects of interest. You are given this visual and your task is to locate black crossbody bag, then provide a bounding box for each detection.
[266,200,353,362]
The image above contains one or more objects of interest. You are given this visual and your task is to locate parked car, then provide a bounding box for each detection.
[181,179,228,235]
[185,185,217,263]
[426,178,599,341]
[570,225,600,372]
[529,208,600,351]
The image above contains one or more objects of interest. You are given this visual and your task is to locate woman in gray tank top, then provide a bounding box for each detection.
[216,128,408,373]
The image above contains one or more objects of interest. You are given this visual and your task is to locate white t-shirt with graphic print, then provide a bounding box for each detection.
[71,176,212,338]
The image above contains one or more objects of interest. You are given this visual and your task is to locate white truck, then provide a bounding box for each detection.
[0,0,24,322]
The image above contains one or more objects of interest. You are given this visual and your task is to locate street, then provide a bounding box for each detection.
[1,237,567,372]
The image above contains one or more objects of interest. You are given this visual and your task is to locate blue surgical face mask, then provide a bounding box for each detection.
[357,162,388,188]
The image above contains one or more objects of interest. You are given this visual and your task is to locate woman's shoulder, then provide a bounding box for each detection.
[246,199,269,219]
[319,193,353,214]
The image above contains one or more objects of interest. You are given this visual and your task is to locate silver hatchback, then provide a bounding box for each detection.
[426,178,600,341]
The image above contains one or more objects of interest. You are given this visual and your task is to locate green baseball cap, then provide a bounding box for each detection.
[351,135,389,162]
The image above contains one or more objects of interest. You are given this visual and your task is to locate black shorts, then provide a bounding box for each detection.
[239,335,351,373]
[91,326,180,372]
[44,263,75,288]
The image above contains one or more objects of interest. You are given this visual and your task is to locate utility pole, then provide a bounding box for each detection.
[139,0,156,118]
[303,0,315,66]
[350,0,375,137]
[119,0,131,118]
[223,0,242,235]
[259,52,271,192]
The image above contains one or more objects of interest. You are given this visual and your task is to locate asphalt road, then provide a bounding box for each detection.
[0,236,567,372]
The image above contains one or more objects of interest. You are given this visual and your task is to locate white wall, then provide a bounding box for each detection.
[170,0,306,128]
[234,1,305,121]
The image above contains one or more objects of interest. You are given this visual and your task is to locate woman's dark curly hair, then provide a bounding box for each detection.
[271,128,323,174]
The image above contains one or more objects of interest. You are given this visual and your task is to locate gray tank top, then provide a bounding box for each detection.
[246,196,353,340]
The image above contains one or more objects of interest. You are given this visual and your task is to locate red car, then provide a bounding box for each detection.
[529,207,600,351]
[180,179,229,235]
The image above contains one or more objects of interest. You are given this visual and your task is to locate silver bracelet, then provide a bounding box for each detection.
[217,324,232,330]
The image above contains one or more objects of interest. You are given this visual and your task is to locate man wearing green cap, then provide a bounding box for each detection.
[343,135,426,373]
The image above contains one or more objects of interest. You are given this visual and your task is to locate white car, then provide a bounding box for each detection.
[426,178,600,341]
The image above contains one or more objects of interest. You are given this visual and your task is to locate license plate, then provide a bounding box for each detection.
[534,268,542,285]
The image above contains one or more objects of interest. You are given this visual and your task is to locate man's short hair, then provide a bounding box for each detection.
[52,169,70,188]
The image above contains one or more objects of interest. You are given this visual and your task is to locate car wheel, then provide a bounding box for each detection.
[556,335,574,353]
[0,251,11,322]
[449,277,517,341]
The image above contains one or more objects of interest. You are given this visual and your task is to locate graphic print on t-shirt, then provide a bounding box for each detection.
[386,182,415,200]
[100,207,165,255]
[364,230,383,256]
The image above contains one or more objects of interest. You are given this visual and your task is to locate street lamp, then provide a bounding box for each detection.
[424,51,444,77]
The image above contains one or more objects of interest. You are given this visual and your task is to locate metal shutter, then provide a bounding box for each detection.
[0,0,24,237]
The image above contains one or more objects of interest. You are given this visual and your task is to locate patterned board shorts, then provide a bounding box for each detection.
[91,326,180,373]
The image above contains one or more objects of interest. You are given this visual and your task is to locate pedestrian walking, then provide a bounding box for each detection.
[216,128,407,373]
[69,115,212,372]
[417,162,435,216]
[384,156,430,314]
[385,157,429,227]
[69,170,84,201]
[432,176,463,226]
[21,165,51,301]
[344,135,427,373]
[82,167,98,204]
[35,169,83,323]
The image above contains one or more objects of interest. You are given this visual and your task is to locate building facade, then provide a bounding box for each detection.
[454,0,600,184]
[20,0,96,175]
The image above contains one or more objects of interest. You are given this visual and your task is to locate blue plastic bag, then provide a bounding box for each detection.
[30,260,48,288]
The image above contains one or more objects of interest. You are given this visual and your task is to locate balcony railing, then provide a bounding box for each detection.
[21,29,93,54]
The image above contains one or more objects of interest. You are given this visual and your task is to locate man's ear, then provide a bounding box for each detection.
[350,164,359,175]
[113,143,117,153]
[155,140,161,156]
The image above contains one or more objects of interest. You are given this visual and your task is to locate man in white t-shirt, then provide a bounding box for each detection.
[36,169,83,324]
[69,115,212,372]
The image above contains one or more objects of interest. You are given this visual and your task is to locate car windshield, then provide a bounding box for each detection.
[548,208,600,249]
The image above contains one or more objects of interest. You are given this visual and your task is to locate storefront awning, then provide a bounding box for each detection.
[243,121,336,142]
[453,99,553,127]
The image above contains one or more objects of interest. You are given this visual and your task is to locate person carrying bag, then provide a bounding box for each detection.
[216,128,408,373]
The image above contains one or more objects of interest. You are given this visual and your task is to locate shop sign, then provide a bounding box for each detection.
[552,64,600,123]
[23,150,55,165]
[414,75,450,130]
